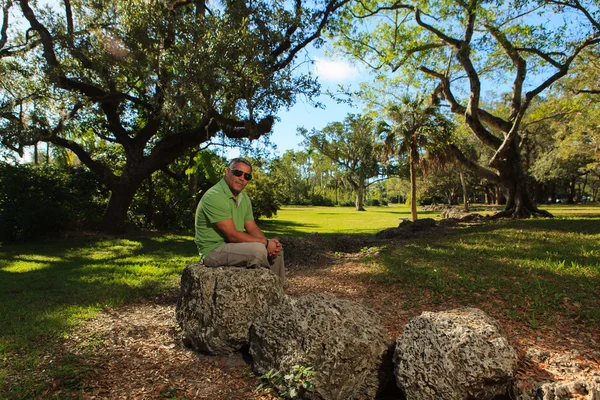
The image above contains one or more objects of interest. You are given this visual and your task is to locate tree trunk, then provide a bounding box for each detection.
[146,173,154,227]
[101,183,139,233]
[579,173,588,201]
[409,149,418,222]
[492,145,552,219]
[355,185,366,211]
[459,169,469,212]
[567,177,576,204]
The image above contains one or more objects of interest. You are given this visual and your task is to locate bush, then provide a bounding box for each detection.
[309,194,334,207]
[340,200,355,207]
[0,163,107,241]
[130,171,198,231]
[365,199,380,206]
[244,172,281,220]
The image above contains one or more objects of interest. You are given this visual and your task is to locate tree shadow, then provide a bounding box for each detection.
[365,218,600,328]
[0,235,199,345]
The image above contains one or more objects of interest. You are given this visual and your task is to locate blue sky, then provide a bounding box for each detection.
[266,51,363,154]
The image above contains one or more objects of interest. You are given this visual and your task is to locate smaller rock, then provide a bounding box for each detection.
[394,307,517,400]
[441,207,483,220]
[515,378,600,400]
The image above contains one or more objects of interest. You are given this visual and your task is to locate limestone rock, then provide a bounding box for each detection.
[394,307,517,400]
[515,378,600,400]
[375,218,438,239]
[176,263,285,355]
[440,207,482,221]
[250,293,391,400]
[513,348,600,400]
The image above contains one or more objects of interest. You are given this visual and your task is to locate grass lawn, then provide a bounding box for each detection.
[1,203,599,397]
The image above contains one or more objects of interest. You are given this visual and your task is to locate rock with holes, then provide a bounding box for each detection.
[394,307,518,400]
[176,263,285,355]
[512,349,600,400]
[440,207,483,221]
[250,293,392,400]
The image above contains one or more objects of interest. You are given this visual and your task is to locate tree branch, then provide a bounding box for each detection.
[485,23,526,120]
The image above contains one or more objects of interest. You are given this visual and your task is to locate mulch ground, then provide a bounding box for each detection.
[40,232,600,399]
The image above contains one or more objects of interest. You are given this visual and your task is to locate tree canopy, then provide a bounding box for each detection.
[0,0,349,231]
[332,0,600,218]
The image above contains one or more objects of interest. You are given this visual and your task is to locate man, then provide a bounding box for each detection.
[194,158,285,285]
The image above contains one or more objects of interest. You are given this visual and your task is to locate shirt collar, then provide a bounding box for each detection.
[218,178,243,206]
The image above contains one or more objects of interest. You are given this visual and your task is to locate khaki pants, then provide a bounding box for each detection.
[203,242,286,286]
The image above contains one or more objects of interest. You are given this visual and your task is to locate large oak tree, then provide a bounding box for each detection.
[333,0,600,218]
[1,0,348,231]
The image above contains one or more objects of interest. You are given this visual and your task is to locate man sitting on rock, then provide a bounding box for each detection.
[194,157,285,285]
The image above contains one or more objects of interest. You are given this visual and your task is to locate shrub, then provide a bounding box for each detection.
[309,194,334,206]
[0,163,107,241]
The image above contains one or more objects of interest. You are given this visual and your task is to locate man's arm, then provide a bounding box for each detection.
[245,220,283,257]
[215,218,266,245]
[244,219,266,241]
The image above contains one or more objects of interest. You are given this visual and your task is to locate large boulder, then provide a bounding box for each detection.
[394,308,518,400]
[176,263,285,355]
[250,293,391,400]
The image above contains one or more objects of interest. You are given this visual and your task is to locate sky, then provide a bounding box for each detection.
[262,51,363,155]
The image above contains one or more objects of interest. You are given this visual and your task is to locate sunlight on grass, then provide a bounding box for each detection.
[262,204,414,236]
[1,203,599,397]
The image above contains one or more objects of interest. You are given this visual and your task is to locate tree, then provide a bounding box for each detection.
[334,0,600,218]
[377,93,453,221]
[1,0,349,232]
[301,114,382,211]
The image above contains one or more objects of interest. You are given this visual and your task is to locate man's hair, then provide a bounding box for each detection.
[228,157,252,172]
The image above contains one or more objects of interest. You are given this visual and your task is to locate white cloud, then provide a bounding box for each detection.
[313,57,359,82]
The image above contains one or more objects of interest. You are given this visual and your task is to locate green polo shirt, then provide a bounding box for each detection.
[194,178,254,259]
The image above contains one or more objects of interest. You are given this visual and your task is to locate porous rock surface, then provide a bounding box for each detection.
[516,378,600,400]
[440,207,483,221]
[176,263,285,355]
[250,293,391,400]
[394,307,518,400]
[514,348,600,399]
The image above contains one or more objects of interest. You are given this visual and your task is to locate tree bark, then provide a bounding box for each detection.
[409,149,418,221]
[102,182,139,232]
[491,144,552,219]
[459,169,469,212]
[355,185,366,211]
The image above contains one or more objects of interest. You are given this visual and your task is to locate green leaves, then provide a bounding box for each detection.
[256,365,317,399]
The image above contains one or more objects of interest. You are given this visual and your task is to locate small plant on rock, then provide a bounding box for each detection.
[255,365,317,398]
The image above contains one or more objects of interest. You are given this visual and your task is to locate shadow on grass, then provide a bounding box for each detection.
[258,219,321,237]
[366,218,600,327]
[0,234,199,345]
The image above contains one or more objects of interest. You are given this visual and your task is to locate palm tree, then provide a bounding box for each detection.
[378,93,453,221]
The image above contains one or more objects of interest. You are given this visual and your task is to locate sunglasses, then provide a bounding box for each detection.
[231,169,252,181]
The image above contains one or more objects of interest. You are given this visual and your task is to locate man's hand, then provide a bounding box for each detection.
[267,238,283,257]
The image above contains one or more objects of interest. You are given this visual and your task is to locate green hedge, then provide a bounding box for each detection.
[0,163,107,241]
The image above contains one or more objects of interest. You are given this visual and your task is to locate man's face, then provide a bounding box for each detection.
[224,162,252,195]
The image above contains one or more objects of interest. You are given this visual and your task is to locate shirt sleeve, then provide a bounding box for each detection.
[244,194,255,222]
[202,193,232,224]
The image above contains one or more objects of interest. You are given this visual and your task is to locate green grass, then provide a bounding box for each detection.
[1,202,599,397]
[260,204,426,236]
[0,234,199,398]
